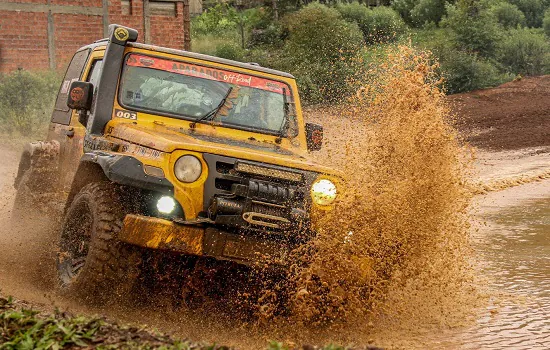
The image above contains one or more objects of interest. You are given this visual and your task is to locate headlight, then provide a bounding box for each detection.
[174,155,202,183]
[311,179,337,206]
[157,196,176,214]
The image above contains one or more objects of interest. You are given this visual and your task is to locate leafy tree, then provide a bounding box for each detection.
[410,0,450,26]
[509,0,546,27]
[442,0,502,57]
[191,3,238,37]
[280,3,365,103]
[391,0,456,26]
[336,2,406,44]
[491,1,526,28]
[413,26,508,93]
[391,0,417,25]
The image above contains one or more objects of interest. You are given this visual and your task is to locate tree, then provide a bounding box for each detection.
[442,0,502,57]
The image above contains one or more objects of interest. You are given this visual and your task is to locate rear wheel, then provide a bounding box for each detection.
[57,181,143,305]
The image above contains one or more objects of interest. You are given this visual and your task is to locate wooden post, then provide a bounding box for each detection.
[183,0,191,51]
[46,0,56,70]
[143,0,151,44]
[102,0,109,37]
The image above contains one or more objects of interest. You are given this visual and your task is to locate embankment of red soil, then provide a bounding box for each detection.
[449,75,550,151]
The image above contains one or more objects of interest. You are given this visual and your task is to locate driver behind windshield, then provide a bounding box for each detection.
[119,57,290,134]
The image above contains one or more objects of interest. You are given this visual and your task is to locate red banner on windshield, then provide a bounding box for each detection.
[126,54,290,95]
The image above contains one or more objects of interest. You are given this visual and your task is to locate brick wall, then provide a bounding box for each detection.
[0,11,50,71]
[0,0,191,73]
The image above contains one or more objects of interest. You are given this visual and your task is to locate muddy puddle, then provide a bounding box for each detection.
[439,182,550,349]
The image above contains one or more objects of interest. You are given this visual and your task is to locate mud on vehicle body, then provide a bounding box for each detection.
[13,25,340,303]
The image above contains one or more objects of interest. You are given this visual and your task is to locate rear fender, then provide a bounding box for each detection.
[14,141,60,189]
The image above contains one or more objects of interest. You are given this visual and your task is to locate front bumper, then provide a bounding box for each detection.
[118,214,290,266]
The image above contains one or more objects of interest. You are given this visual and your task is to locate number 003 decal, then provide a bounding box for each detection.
[115,109,137,120]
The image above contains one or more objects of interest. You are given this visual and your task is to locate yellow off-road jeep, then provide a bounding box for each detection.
[13,25,339,302]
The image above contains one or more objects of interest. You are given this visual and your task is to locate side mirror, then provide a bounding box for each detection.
[67,81,93,111]
[305,123,323,151]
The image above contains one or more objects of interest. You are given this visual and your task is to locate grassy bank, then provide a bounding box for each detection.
[0,293,381,350]
[0,294,217,349]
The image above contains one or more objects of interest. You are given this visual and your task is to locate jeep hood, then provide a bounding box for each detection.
[108,123,339,176]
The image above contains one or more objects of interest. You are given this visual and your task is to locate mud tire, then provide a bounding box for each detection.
[57,181,143,305]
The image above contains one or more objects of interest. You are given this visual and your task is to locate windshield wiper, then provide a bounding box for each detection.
[190,87,233,128]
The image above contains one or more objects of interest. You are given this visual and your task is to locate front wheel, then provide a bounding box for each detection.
[57,181,143,305]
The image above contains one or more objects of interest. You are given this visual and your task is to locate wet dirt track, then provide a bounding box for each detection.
[4,146,550,349]
[2,74,550,348]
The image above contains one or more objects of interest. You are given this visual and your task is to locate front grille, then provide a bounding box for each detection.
[202,154,317,232]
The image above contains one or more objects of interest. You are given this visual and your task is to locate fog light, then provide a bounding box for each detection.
[157,196,176,214]
[311,179,337,206]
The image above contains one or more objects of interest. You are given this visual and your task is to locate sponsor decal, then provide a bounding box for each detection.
[114,27,130,41]
[121,144,163,159]
[126,54,291,95]
[70,87,84,102]
[311,130,323,145]
[114,109,137,120]
[61,80,71,94]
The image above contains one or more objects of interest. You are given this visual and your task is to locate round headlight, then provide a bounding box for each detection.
[311,179,337,206]
[174,155,202,183]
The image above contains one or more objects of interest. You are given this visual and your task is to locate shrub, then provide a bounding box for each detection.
[191,3,238,37]
[410,0,449,26]
[440,51,508,93]
[0,70,60,135]
[391,0,417,25]
[413,27,509,93]
[280,3,365,103]
[392,0,453,27]
[214,42,245,61]
[443,0,503,58]
[336,3,406,44]
[491,1,526,28]
[509,0,545,28]
[497,28,550,75]
[247,23,284,47]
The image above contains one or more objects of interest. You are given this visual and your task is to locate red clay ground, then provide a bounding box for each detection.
[449,75,550,151]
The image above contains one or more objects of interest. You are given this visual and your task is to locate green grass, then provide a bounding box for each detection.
[1,294,376,350]
[0,295,226,349]
[191,33,242,56]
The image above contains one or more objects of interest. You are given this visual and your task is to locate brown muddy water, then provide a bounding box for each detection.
[447,183,550,349]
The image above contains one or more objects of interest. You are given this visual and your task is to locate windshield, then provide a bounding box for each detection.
[119,54,295,134]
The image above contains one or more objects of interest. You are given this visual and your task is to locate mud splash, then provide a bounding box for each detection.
[276,46,476,344]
